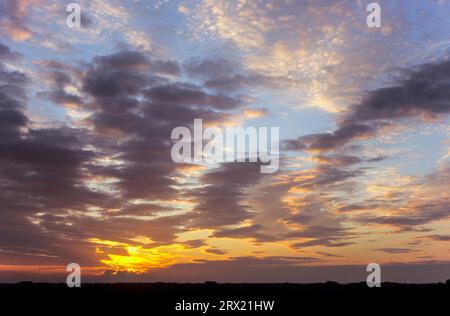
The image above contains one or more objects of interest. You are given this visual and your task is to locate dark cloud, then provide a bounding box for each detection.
[426,235,450,242]
[204,74,251,92]
[93,51,150,70]
[0,34,447,279]
[377,248,418,254]
[337,203,380,213]
[284,123,376,152]
[316,251,343,258]
[0,42,21,60]
[267,153,365,249]
[281,190,358,249]
[289,165,362,192]
[0,45,30,136]
[355,201,449,232]
[355,162,450,230]
[34,61,86,109]
[212,224,277,242]
[188,163,266,229]
[185,58,239,80]
[0,45,112,265]
[345,60,450,123]
[93,50,180,75]
[146,83,242,109]
[287,225,355,249]
[313,154,362,166]
[80,10,95,28]
[185,57,304,92]
[41,89,85,109]
[83,67,149,99]
[0,1,32,41]
[0,47,182,265]
[285,59,450,152]
[0,42,272,268]
[114,203,173,217]
[183,239,207,249]
[204,248,227,255]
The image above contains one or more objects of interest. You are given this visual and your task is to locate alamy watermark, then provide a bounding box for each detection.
[66,2,380,30]
[366,263,381,287]
[366,2,381,28]
[171,119,279,173]
[66,3,81,28]
[66,263,81,287]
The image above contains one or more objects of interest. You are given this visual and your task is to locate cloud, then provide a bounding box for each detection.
[185,58,239,80]
[0,43,110,266]
[287,164,362,192]
[188,163,266,229]
[285,59,450,152]
[0,40,278,270]
[426,235,450,242]
[354,161,450,230]
[377,248,418,254]
[0,0,36,41]
[312,154,363,166]
[285,124,376,152]
[184,56,304,93]
[287,225,355,249]
[146,84,243,110]
[212,224,277,243]
[184,0,427,113]
[182,239,207,249]
[1,0,450,280]
[345,61,450,123]
[204,248,227,255]
[0,42,21,60]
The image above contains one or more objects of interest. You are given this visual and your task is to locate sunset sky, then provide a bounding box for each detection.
[0,0,449,283]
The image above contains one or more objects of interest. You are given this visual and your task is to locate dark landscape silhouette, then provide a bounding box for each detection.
[1,280,449,314]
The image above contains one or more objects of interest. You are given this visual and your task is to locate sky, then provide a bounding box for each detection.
[0,0,449,283]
